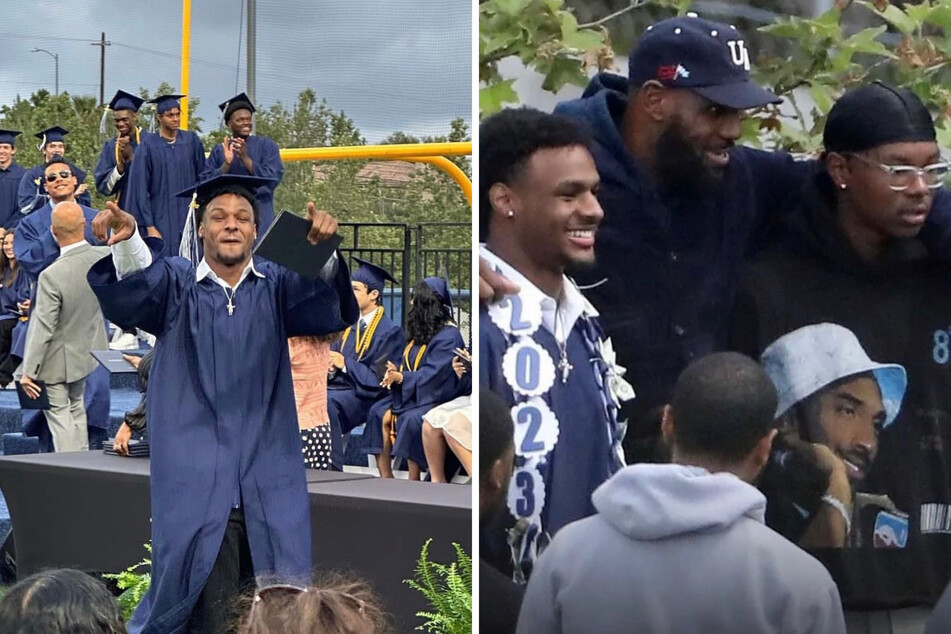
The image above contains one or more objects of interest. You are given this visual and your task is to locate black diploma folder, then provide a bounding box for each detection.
[15,380,50,410]
[253,209,343,279]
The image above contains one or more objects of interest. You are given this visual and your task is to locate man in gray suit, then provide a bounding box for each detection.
[20,202,109,451]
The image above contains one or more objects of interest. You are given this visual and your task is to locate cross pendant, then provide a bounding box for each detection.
[227,300,234,316]
[558,357,573,383]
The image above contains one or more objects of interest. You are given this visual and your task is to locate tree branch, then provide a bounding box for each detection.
[578,0,653,29]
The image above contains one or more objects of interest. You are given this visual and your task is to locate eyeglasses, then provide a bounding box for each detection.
[847,153,950,191]
[44,170,72,183]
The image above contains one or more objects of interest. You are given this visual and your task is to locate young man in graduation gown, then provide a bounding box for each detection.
[729,83,951,629]
[10,157,110,449]
[127,94,205,257]
[202,93,284,233]
[479,108,633,582]
[88,173,358,634]
[95,90,148,207]
[0,129,26,230]
[18,126,92,215]
[326,257,404,469]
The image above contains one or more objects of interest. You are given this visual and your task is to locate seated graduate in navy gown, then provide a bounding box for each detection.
[362,277,464,480]
[87,173,358,634]
[0,231,29,385]
[202,92,284,233]
[0,129,26,230]
[126,94,205,256]
[17,126,92,215]
[94,90,149,207]
[326,257,405,469]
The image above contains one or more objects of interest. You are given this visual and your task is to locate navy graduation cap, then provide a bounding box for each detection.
[424,276,453,310]
[176,173,276,205]
[218,92,256,122]
[34,125,68,149]
[148,94,185,114]
[108,90,145,113]
[351,257,397,294]
[0,129,21,146]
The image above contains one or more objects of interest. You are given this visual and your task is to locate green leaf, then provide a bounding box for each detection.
[492,0,532,17]
[808,83,835,116]
[760,19,806,40]
[560,10,578,38]
[541,55,588,92]
[924,6,951,30]
[479,80,520,115]
[857,0,917,34]
[561,29,604,52]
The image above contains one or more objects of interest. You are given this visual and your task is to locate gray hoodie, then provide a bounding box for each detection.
[516,464,846,634]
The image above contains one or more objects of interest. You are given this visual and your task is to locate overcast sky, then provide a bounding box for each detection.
[0,0,472,143]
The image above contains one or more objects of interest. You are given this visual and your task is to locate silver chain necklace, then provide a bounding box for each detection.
[554,306,572,383]
[222,286,236,316]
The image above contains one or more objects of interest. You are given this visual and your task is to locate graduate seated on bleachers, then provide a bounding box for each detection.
[362,277,464,480]
[422,347,472,483]
[326,258,405,469]
[0,231,29,386]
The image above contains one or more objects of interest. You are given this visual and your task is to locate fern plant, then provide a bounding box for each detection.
[404,538,472,634]
[103,542,152,622]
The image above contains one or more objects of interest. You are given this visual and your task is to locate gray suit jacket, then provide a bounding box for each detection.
[22,242,110,383]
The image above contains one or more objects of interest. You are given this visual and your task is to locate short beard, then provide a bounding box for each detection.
[213,249,250,267]
[653,119,723,200]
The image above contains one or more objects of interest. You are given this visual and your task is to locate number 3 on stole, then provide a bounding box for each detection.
[515,470,535,517]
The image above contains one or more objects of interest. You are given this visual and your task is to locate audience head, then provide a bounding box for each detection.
[238,576,391,634]
[663,351,778,482]
[0,568,126,634]
[479,390,515,519]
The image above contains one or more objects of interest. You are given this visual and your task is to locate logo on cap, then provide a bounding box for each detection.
[727,40,750,71]
[657,64,691,83]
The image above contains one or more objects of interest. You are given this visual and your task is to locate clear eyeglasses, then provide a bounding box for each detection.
[848,153,951,191]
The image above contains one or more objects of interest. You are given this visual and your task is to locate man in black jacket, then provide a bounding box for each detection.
[731,82,951,631]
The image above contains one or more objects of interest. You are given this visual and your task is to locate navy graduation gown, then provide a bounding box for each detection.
[94,129,148,205]
[13,203,103,281]
[0,163,26,229]
[0,271,29,320]
[127,130,204,257]
[362,324,465,467]
[326,312,404,466]
[17,164,92,215]
[202,136,284,232]
[88,249,357,634]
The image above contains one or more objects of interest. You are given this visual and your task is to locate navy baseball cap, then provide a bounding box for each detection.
[628,15,781,110]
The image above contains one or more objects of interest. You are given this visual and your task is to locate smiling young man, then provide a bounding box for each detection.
[731,82,951,630]
[0,129,25,230]
[94,90,149,207]
[17,126,92,215]
[87,173,358,634]
[202,93,284,233]
[479,107,633,582]
[126,94,205,256]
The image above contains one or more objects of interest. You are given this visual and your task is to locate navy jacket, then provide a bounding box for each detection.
[554,73,951,462]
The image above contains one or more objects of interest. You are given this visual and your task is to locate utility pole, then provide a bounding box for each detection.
[247,0,256,103]
[91,32,111,107]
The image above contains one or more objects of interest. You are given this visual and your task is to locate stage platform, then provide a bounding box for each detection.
[0,451,471,631]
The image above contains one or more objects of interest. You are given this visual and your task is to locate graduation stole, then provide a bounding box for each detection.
[339,306,385,360]
[385,339,427,445]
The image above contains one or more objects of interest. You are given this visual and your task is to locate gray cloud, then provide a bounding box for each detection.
[0,0,472,142]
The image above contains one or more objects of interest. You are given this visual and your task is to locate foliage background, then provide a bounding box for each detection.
[480,0,951,153]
